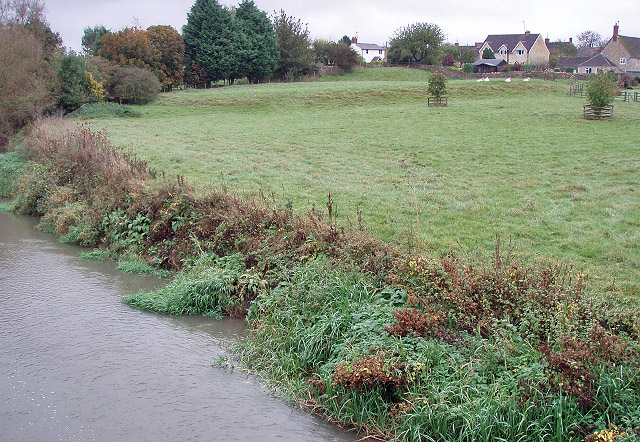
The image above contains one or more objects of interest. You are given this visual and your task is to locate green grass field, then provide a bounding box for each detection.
[87,68,640,297]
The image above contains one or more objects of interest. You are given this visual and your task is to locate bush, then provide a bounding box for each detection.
[106,66,160,104]
[427,73,447,97]
[72,102,139,118]
[586,71,617,107]
[462,63,473,73]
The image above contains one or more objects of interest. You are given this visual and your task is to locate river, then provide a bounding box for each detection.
[0,211,357,442]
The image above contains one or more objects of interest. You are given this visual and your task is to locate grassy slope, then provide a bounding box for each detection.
[88,68,640,297]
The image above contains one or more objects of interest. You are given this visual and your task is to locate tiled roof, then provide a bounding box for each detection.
[482,33,541,52]
[618,35,640,58]
[579,54,618,67]
[354,43,386,51]
[555,57,590,70]
[473,58,507,66]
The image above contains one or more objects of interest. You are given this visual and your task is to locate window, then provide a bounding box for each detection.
[620,58,627,65]
[379,50,383,54]
[585,67,592,74]
[516,50,525,55]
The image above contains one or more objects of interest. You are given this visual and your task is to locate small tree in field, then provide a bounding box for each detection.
[586,70,617,107]
[427,73,447,97]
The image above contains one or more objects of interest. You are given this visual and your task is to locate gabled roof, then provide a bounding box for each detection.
[579,53,618,68]
[555,56,590,70]
[473,58,508,66]
[353,43,386,51]
[482,33,542,53]
[618,35,640,58]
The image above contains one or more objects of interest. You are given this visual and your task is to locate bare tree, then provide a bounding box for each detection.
[0,0,45,26]
[577,30,605,49]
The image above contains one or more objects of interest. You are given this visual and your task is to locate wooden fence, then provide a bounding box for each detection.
[583,105,614,119]
[617,91,640,102]
[427,97,448,107]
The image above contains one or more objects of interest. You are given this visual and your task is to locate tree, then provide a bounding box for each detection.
[81,25,109,56]
[0,0,57,148]
[577,30,604,49]
[313,38,332,64]
[183,0,243,85]
[441,43,476,64]
[586,70,617,107]
[427,73,447,97]
[235,0,278,84]
[56,53,105,112]
[147,25,184,90]
[106,66,160,104]
[328,42,359,72]
[98,27,159,73]
[442,52,455,66]
[388,22,444,65]
[482,47,496,59]
[272,9,314,80]
[340,35,351,46]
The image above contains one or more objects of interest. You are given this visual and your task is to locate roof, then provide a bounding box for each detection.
[577,46,600,57]
[618,35,640,58]
[579,54,618,68]
[473,58,508,66]
[482,33,542,53]
[555,56,590,70]
[353,43,386,51]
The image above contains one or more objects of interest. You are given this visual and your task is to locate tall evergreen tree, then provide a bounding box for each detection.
[235,0,278,83]
[183,0,243,85]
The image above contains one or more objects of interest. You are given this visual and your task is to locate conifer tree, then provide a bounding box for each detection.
[235,0,278,83]
[183,0,243,85]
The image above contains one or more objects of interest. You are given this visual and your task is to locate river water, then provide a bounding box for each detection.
[0,212,357,442]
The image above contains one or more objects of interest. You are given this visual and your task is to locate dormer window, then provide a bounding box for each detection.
[620,58,627,65]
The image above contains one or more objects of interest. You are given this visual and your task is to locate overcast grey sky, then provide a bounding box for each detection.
[45,0,639,53]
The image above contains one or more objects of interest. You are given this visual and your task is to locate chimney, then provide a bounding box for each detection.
[525,30,530,35]
[454,42,459,47]
[351,36,357,44]
[569,37,573,44]
[613,23,619,41]
[545,38,549,45]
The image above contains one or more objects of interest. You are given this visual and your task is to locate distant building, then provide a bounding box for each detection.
[350,37,386,63]
[473,58,508,73]
[577,53,622,75]
[601,24,640,74]
[477,32,550,65]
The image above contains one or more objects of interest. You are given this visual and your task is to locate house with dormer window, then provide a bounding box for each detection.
[477,32,550,66]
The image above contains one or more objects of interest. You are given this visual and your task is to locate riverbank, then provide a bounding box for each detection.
[2,118,639,441]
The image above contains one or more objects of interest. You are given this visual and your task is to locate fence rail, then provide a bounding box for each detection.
[427,97,448,107]
[617,91,640,102]
[583,105,614,120]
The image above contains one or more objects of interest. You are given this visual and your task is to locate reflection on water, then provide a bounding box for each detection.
[0,212,356,442]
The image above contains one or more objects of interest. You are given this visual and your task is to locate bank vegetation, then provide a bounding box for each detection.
[1,118,639,442]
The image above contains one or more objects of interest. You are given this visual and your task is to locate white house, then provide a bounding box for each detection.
[350,37,386,63]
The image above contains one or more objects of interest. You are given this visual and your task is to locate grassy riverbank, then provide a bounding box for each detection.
[86,68,640,298]
[1,69,639,441]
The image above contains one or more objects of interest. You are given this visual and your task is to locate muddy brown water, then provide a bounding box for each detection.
[0,212,357,442]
